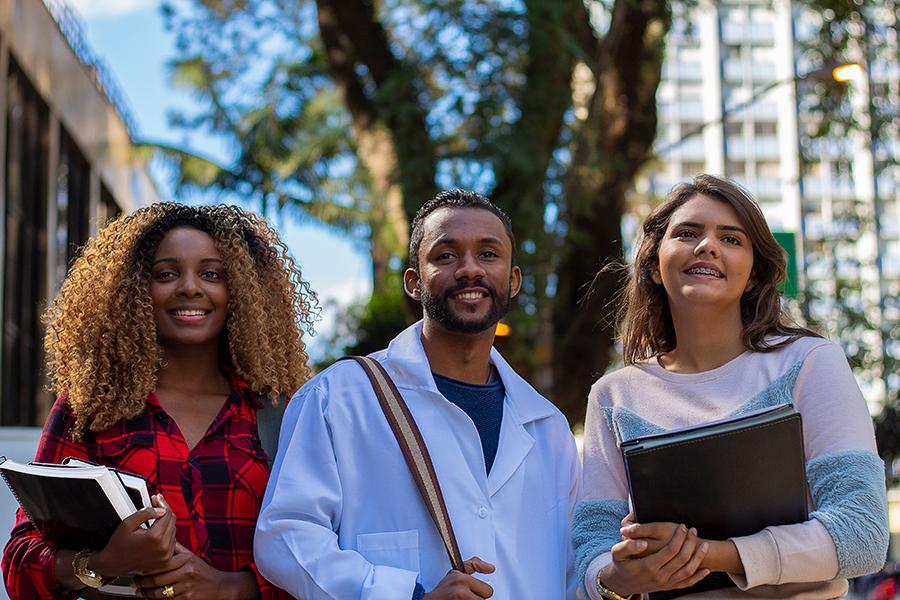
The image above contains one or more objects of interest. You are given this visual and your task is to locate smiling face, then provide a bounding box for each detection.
[405,207,521,334]
[150,227,229,350]
[653,194,755,313]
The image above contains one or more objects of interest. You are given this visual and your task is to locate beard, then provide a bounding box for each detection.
[420,279,512,334]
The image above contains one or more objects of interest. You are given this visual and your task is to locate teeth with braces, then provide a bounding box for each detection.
[686,268,723,278]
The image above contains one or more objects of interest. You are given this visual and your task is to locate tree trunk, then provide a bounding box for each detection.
[552,0,671,424]
[316,0,437,295]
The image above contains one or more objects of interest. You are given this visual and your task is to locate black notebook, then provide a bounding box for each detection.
[0,457,150,551]
[621,403,808,599]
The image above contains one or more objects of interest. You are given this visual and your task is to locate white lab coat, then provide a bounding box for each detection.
[254,321,580,600]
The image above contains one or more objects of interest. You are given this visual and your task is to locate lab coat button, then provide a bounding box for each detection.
[477,506,488,518]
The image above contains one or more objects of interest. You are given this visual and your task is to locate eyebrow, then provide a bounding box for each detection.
[673,221,747,234]
[152,257,224,266]
[432,236,506,247]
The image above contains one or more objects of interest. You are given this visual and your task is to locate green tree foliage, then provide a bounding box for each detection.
[156,0,895,430]
[157,0,672,423]
[795,0,899,467]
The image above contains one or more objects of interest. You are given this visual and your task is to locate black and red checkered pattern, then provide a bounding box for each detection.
[2,374,292,599]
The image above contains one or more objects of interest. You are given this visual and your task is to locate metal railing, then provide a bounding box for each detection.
[41,0,140,137]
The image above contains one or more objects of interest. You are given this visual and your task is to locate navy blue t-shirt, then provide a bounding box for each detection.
[432,370,505,475]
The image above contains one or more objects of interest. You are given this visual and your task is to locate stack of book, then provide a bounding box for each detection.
[0,456,152,597]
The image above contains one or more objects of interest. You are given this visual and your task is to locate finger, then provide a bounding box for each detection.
[123,506,167,530]
[647,524,688,569]
[658,528,700,581]
[669,542,710,588]
[463,574,493,598]
[135,554,190,587]
[463,556,496,574]
[621,521,676,541]
[610,537,647,561]
[139,582,181,600]
[621,512,635,527]
[676,568,711,588]
[134,564,189,592]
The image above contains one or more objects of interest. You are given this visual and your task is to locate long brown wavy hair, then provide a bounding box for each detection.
[44,203,318,435]
[618,174,818,365]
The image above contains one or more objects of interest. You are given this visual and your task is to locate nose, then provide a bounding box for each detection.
[175,272,203,297]
[455,251,486,280]
[693,235,720,258]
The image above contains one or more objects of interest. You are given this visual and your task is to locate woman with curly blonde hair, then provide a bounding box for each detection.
[3,203,316,600]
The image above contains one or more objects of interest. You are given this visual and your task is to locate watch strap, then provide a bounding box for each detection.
[596,572,635,600]
[72,550,111,589]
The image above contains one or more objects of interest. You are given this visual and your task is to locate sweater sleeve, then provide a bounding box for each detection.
[574,384,631,599]
[2,395,89,600]
[728,342,888,589]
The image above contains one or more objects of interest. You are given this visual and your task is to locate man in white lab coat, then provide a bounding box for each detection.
[254,189,580,600]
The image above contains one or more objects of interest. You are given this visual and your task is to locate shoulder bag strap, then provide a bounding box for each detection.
[256,395,287,466]
[344,356,466,573]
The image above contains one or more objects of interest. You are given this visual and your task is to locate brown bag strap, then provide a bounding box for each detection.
[344,356,465,573]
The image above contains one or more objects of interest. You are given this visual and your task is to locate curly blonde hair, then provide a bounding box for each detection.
[44,203,318,435]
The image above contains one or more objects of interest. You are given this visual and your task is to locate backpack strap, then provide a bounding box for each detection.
[256,395,287,466]
[343,356,466,573]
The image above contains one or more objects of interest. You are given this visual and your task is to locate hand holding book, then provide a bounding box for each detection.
[89,493,176,579]
[599,523,710,597]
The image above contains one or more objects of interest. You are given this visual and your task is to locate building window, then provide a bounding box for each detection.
[682,161,706,176]
[726,160,746,177]
[55,127,90,287]
[725,121,744,136]
[754,121,777,136]
[3,58,50,426]
[98,183,122,228]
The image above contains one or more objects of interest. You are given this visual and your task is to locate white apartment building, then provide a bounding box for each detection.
[644,0,899,406]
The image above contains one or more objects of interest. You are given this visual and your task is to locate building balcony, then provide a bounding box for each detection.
[754,177,782,199]
[660,102,706,120]
[753,136,781,159]
[676,136,707,160]
[721,22,775,45]
[663,61,703,81]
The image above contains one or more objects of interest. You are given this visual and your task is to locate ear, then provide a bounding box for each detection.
[403,268,422,301]
[650,268,663,285]
[509,265,523,299]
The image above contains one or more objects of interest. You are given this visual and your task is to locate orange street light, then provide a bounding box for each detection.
[832,63,864,83]
[495,322,511,337]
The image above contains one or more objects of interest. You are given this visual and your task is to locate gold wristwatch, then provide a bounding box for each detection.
[596,572,635,600]
[72,550,111,589]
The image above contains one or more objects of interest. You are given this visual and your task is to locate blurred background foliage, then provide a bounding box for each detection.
[152,0,897,463]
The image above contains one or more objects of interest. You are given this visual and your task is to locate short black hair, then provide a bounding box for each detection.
[408,189,516,271]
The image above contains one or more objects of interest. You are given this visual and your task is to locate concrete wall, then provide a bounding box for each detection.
[0,1,160,214]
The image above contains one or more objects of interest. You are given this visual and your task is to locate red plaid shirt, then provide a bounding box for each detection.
[2,375,293,599]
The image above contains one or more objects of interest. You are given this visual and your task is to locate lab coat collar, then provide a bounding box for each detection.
[377,320,557,425]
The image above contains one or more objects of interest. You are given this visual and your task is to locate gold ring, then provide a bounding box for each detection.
[162,584,175,599]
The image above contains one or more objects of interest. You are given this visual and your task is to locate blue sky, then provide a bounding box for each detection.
[70,0,372,358]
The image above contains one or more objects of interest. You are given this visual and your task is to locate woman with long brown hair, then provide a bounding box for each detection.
[2,203,315,599]
[573,175,887,599]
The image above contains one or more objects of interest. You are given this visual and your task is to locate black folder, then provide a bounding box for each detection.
[621,403,808,599]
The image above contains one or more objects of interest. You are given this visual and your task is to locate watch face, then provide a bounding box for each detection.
[74,552,106,588]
